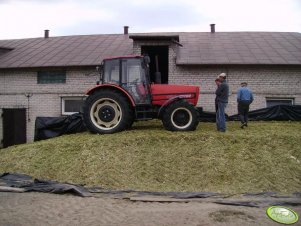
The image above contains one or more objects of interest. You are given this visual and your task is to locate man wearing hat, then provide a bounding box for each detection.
[215,73,229,132]
[237,82,254,128]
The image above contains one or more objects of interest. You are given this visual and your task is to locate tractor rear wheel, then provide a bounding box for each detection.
[83,90,134,134]
[162,100,199,131]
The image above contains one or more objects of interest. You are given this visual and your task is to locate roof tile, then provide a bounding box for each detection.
[176,32,301,65]
[1,32,301,68]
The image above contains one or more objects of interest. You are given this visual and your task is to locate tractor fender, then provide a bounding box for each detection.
[158,96,189,118]
[85,84,136,107]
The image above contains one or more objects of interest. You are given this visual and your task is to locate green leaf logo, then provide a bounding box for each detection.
[267,206,299,224]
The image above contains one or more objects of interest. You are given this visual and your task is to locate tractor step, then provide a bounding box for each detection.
[135,118,153,121]
[135,104,156,120]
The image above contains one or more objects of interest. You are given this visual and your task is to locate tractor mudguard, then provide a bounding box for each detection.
[85,84,136,107]
[158,96,190,118]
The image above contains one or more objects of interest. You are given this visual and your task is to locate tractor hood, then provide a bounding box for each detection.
[151,84,200,106]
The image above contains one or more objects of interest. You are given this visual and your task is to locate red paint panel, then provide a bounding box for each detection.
[151,84,200,106]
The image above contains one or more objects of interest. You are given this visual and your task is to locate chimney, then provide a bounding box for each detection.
[124,26,129,35]
[210,24,215,33]
[44,29,49,38]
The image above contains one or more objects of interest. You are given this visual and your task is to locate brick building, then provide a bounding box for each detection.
[1,27,301,147]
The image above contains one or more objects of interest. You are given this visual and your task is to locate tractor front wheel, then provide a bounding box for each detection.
[162,100,199,131]
[83,90,133,134]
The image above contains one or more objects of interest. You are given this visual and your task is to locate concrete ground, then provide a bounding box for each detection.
[0,192,300,226]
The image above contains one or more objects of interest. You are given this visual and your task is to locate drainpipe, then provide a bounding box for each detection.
[24,93,33,122]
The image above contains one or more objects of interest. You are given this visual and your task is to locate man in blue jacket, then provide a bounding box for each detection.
[215,73,229,132]
[237,82,254,128]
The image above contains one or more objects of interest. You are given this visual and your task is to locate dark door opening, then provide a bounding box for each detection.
[3,108,26,148]
[141,46,169,84]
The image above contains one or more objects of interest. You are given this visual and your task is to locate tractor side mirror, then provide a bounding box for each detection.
[96,64,103,72]
[96,64,104,84]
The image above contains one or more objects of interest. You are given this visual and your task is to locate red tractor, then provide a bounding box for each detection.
[83,55,200,134]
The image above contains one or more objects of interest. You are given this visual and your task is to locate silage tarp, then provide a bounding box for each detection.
[229,105,301,121]
[0,173,223,198]
[197,107,229,122]
[1,173,300,207]
[0,173,91,197]
[199,105,301,122]
[34,113,87,141]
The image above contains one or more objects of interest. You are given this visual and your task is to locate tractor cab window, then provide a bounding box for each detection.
[103,59,120,84]
[121,58,145,84]
[121,58,150,104]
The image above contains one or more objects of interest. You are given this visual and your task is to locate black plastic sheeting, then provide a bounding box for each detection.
[229,105,301,121]
[34,113,87,141]
[0,173,222,199]
[0,173,91,197]
[34,105,301,141]
[199,105,301,122]
[197,107,229,122]
[0,173,221,199]
[1,173,301,208]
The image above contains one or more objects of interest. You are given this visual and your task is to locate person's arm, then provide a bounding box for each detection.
[250,90,254,103]
[215,83,224,96]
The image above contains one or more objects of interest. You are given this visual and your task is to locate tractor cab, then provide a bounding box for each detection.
[99,56,151,104]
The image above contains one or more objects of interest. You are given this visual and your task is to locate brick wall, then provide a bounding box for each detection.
[0,67,97,143]
[170,65,301,115]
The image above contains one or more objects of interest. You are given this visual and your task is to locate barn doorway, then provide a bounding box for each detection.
[141,46,169,84]
[2,108,26,148]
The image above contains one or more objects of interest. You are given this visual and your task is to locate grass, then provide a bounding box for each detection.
[0,121,301,194]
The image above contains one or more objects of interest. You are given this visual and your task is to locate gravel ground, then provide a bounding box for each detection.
[1,192,300,226]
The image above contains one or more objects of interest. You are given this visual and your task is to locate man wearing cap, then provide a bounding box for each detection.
[215,73,229,132]
[215,78,221,112]
[237,82,253,128]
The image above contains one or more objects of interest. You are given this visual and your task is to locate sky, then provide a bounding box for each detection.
[0,0,301,40]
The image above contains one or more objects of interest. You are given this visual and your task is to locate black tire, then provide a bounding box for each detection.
[83,90,134,134]
[162,100,199,131]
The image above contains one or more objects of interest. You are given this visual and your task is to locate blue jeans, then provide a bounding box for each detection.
[216,102,227,131]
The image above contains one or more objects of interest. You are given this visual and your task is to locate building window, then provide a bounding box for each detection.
[62,97,84,115]
[37,71,66,84]
[266,98,294,107]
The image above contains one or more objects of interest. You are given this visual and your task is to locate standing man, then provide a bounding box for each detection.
[215,73,229,132]
[215,78,221,113]
[237,82,253,128]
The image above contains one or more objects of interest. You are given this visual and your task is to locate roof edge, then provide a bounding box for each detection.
[176,62,301,67]
[129,34,180,42]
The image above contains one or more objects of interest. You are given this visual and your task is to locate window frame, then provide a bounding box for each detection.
[37,70,66,84]
[61,96,85,115]
[265,97,294,108]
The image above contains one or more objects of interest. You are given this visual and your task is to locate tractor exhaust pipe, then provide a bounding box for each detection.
[154,55,161,84]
